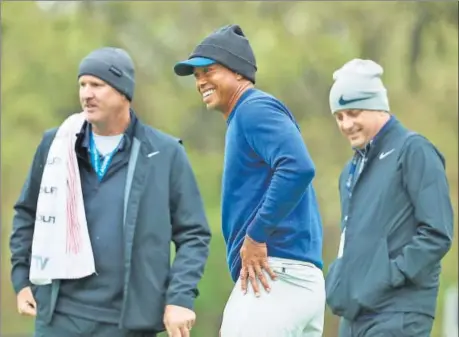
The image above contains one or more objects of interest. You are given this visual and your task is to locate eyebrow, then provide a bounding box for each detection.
[194,66,213,75]
[79,80,104,85]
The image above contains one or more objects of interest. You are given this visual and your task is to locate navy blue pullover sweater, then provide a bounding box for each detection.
[221,88,324,282]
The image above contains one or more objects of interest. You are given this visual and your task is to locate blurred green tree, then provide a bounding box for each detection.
[1,2,457,336]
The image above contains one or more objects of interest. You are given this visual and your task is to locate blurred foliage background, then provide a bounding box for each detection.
[1,1,457,337]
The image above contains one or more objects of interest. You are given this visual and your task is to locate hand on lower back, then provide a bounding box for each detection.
[240,235,277,297]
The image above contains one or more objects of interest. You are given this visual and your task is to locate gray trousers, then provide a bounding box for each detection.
[34,312,157,337]
[338,312,434,337]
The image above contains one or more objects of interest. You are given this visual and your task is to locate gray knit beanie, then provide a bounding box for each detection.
[329,59,390,114]
[174,24,257,83]
[78,47,135,101]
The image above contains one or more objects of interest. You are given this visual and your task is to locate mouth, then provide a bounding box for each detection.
[348,129,363,138]
[84,103,98,112]
[202,89,216,101]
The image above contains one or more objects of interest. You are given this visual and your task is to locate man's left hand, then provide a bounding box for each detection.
[240,235,277,297]
[163,305,196,337]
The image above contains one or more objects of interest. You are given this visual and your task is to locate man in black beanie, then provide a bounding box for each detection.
[174,25,325,336]
[10,46,211,337]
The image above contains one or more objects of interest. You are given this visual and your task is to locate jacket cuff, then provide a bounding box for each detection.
[12,267,31,294]
[166,293,196,311]
[246,218,268,244]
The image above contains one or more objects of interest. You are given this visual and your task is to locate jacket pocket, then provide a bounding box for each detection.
[34,284,52,319]
[325,258,349,316]
[356,238,396,311]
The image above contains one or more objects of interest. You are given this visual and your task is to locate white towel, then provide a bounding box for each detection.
[29,112,96,285]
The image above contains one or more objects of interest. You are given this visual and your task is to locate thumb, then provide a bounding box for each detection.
[167,326,181,337]
[25,290,37,308]
[21,304,37,317]
[28,297,37,309]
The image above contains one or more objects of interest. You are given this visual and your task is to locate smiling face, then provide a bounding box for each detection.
[334,109,390,149]
[193,64,242,113]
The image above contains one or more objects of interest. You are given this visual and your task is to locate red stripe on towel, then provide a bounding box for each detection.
[66,135,82,255]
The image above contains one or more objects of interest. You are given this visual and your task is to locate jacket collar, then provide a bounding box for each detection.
[354,115,398,159]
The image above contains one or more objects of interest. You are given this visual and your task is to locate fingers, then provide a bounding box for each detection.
[247,265,260,297]
[164,321,172,336]
[262,260,277,281]
[163,306,195,337]
[251,263,276,296]
[240,267,248,294]
[180,326,191,337]
[18,302,36,316]
[166,325,191,337]
[241,259,277,296]
[29,297,37,308]
[255,264,270,293]
[166,326,181,337]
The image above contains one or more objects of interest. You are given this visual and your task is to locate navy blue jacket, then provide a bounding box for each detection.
[325,118,453,321]
[10,114,211,332]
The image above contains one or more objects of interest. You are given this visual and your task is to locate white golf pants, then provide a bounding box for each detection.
[220,257,325,337]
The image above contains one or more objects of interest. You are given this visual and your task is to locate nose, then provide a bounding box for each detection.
[80,85,94,100]
[340,116,354,132]
[195,75,207,92]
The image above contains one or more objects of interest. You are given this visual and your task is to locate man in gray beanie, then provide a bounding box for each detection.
[175,25,325,336]
[325,58,453,337]
[10,46,211,337]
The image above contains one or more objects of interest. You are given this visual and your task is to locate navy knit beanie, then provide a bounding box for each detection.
[78,47,135,101]
[174,24,257,83]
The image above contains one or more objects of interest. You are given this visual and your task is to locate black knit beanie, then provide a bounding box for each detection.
[174,24,257,83]
[78,47,135,101]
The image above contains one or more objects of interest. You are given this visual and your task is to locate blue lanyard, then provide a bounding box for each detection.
[346,154,359,195]
[346,147,369,196]
[89,132,122,181]
[345,117,394,195]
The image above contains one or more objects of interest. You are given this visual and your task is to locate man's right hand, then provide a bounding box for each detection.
[239,235,277,297]
[17,286,37,316]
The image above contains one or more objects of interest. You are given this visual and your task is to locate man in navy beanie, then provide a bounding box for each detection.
[174,25,325,336]
[325,59,453,336]
[10,46,211,337]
